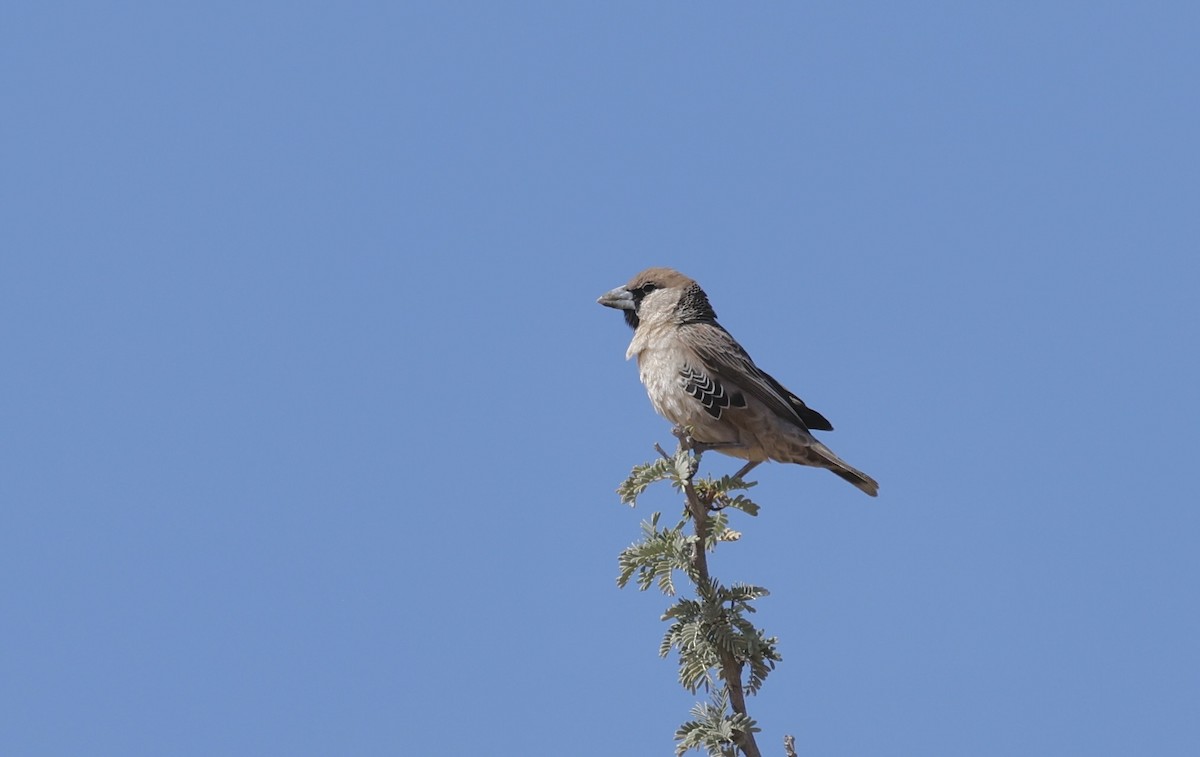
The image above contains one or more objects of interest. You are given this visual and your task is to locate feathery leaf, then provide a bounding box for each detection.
[617,459,674,506]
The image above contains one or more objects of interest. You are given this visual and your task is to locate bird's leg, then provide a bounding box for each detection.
[667,427,704,482]
[670,425,696,451]
[672,425,746,456]
[694,441,747,455]
[732,460,761,482]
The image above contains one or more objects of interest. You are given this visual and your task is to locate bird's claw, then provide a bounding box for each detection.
[670,425,695,449]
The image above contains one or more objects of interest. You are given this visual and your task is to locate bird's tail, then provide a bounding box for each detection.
[807,441,879,497]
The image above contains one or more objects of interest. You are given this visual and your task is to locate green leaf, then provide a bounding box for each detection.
[616,515,692,594]
[721,583,770,604]
[672,693,751,756]
[716,493,760,517]
[612,439,782,754]
[617,458,673,505]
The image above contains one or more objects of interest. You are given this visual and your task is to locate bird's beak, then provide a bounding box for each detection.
[597,286,635,310]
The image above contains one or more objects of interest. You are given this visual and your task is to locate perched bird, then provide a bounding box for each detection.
[598,267,879,497]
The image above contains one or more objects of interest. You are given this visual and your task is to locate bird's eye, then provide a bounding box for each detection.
[640,283,658,294]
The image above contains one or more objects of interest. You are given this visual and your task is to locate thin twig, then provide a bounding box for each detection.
[784,734,797,757]
[732,460,761,482]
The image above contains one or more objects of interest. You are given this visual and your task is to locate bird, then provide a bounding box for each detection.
[598,267,879,497]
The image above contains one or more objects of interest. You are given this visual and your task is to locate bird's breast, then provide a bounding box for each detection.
[635,345,707,428]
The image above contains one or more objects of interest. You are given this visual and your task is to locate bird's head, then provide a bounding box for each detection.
[597,267,717,330]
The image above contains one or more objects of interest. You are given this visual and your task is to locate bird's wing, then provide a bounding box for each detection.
[681,322,834,432]
[680,363,747,419]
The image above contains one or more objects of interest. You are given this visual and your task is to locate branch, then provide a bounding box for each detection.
[674,437,763,757]
[618,431,777,757]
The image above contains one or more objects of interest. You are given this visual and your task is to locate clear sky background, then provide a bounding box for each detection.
[3,3,1198,755]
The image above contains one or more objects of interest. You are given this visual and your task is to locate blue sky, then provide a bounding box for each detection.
[3,3,1198,755]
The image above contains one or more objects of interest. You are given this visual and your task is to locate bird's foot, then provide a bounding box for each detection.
[670,425,696,450]
[670,425,743,456]
[664,428,703,482]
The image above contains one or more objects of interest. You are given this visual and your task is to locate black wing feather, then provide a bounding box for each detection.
[680,364,745,419]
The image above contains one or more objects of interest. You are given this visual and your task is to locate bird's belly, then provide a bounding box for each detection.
[635,347,770,461]
[638,350,723,430]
